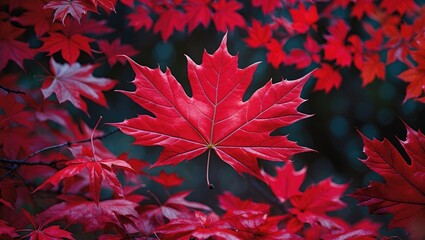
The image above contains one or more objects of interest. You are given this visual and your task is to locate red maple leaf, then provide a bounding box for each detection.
[261,162,306,203]
[35,145,134,203]
[140,191,211,227]
[380,0,418,15]
[153,4,185,41]
[41,58,116,114]
[262,162,348,233]
[0,219,18,238]
[244,19,272,48]
[183,0,212,33]
[360,54,385,86]
[320,219,381,240]
[286,178,348,233]
[0,21,35,71]
[155,211,240,240]
[20,209,74,240]
[351,0,376,19]
[113,35,312,182]
[285,35,321,69]
[38,195,139,232]
[386,23,414,66]
[290,3,318,34]
[252,0,283,14]
[323,19,352,67]
[89,0,116,12]
[44,0,92,24]
[218,191,270,213]
[211,0,245,32]
[266,38,286,68]
[127,6,153,31]
[39,32,94,64]
[313,63,342,93]
[97,38,138,66]
[352,124,425,239]
[398,50,425,103]
[229,213,299,240]
[151,170,184,188]
[12,1,53,36]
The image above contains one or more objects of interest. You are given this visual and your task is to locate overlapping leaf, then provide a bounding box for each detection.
[35,146,134,204]
[352,125,425,239]
[0,22,35,71]
[114,35,312,180]
[262,163,349,233]
[41,58,116,114]
[38,195,139,232]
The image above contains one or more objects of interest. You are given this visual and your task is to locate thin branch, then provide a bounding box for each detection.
[0,85,25,95]
[0,167,16,182]
[0,128,120,181]
[25,128,119,162]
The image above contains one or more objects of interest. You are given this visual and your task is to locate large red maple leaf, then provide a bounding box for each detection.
[113,35,312,182]
[41,58,116,114]
[352,124,425,240]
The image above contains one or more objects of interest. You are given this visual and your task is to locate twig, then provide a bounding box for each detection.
[0,85,26,95]
[0,167,16,182]
[0,128,120,181]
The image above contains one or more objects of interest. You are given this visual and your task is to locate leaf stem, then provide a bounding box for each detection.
[91,116,103,161]
[147,190,162,205]
[206,149,214,189]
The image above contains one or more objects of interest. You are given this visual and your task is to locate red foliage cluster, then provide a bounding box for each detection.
[1,0,425,239]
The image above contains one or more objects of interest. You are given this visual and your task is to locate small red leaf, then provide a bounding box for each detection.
[39,32,93,64]
[211,0,245,32]
[44,0,91,24]
[151,170,184,188]
[313,63,342,93]
[290,3,318,33]
[98,38,138,66]
[261,162,306,203]
[41,58,116,114]
[244,19,272,48]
